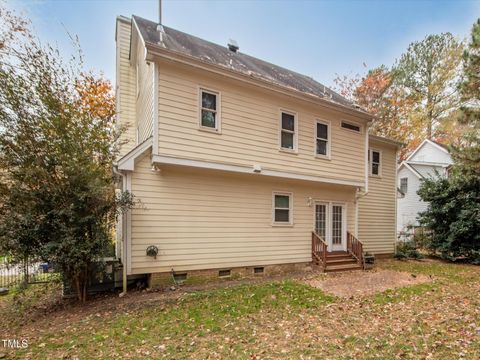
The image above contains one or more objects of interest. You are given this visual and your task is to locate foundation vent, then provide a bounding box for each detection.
[219,269,231,278]
[173,273,187,283]
[254,267,264,274]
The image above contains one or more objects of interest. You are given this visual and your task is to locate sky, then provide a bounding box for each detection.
[9,0,480,89]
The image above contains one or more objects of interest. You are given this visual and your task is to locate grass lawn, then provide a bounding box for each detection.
[2,259,480,359]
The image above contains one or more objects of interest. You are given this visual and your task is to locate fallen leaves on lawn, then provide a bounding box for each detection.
[3,259,480,359]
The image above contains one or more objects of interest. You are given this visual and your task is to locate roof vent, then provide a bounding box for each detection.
[157,24,165,44]
[228,39,239,53]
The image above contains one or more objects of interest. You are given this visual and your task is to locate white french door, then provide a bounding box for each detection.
[314,202,346,252]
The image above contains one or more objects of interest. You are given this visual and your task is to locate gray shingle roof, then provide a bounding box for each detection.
[133,15,356,108]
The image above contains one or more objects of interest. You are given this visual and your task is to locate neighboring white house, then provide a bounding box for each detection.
[397,139,453,233]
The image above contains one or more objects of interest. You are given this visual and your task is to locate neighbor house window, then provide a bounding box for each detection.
[200,89,220,131]
[315,120,330,157]
[341,121,361,132]
[273,192,292,225]
[400,177,408,193]
[280,111,297,151]
[369,149,381,176]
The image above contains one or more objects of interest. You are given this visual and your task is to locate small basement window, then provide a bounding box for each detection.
[219,269,231,278]
[200,89,220,131]
[341,121,361,132]
[254,267,264,274]
[273,192,292,225]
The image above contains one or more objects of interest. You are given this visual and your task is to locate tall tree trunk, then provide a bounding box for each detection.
[427,117,433,139]
[427,92,433,139]
[75,276,82,302]
[82,267,88,303]
[22,255,28,289]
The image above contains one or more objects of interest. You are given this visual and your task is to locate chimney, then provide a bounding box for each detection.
[227,39,239,53]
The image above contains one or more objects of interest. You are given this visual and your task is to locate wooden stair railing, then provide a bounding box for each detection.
[311,231,328,271]
[347,231,364,268]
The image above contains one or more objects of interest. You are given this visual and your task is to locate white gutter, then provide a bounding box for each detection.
[152,62,159,155]
[364,124,370,195]
[394,148,400,254]
[354,122,372,237]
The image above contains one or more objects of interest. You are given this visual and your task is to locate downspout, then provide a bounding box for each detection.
[113,165,128,295]
[394,148,400,255]
[354,121,372,237]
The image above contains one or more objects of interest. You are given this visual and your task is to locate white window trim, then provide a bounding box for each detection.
[331,202,347,252]
[198,87,221,133]
[279,109,298,153]
[313,201,329,241]
[312,200,347,252]
[340,120,363,134]
[369,148,382,177]
[314,119,331,160]
[272,191,293,226]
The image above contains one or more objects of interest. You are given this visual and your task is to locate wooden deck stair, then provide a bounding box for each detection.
[323,251,363,272]
[312,231,364,272]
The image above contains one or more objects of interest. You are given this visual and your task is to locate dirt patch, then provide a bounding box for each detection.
[306,268,432,297]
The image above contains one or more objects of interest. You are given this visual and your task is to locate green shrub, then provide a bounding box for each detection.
[394,241,424,260]
[418,175,480,263]
[413,227,433,251]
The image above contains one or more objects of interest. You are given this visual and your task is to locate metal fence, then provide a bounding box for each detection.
[0,256,59,289]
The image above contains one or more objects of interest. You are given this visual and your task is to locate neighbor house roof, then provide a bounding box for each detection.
[397,161,423,179]
[406,139,450,161]
[132,15,362,111]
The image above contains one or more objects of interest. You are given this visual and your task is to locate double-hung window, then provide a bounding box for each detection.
[200,89,220,131]
[280,111,297,151]
[400,177,408,193]
[369,149,381,176]
[273,192,292,225]
[315,120,330,157]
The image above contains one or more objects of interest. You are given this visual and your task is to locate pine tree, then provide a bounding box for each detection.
[452,19,480,175]
[394,33,464,141]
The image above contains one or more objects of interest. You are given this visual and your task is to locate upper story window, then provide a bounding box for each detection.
[273,192,292,225]
[400,177,408,193]
[369,149,382,176]
[280,111,297,151]
[341,121,361,132]
[315,120,330,158]
[199,89,220,131]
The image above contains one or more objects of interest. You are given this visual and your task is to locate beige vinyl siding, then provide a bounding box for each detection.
[134,36,154,143]
[115,18,136,157]
[129,154,357,275]
[358,139,397,254]
[157,61,367,184]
